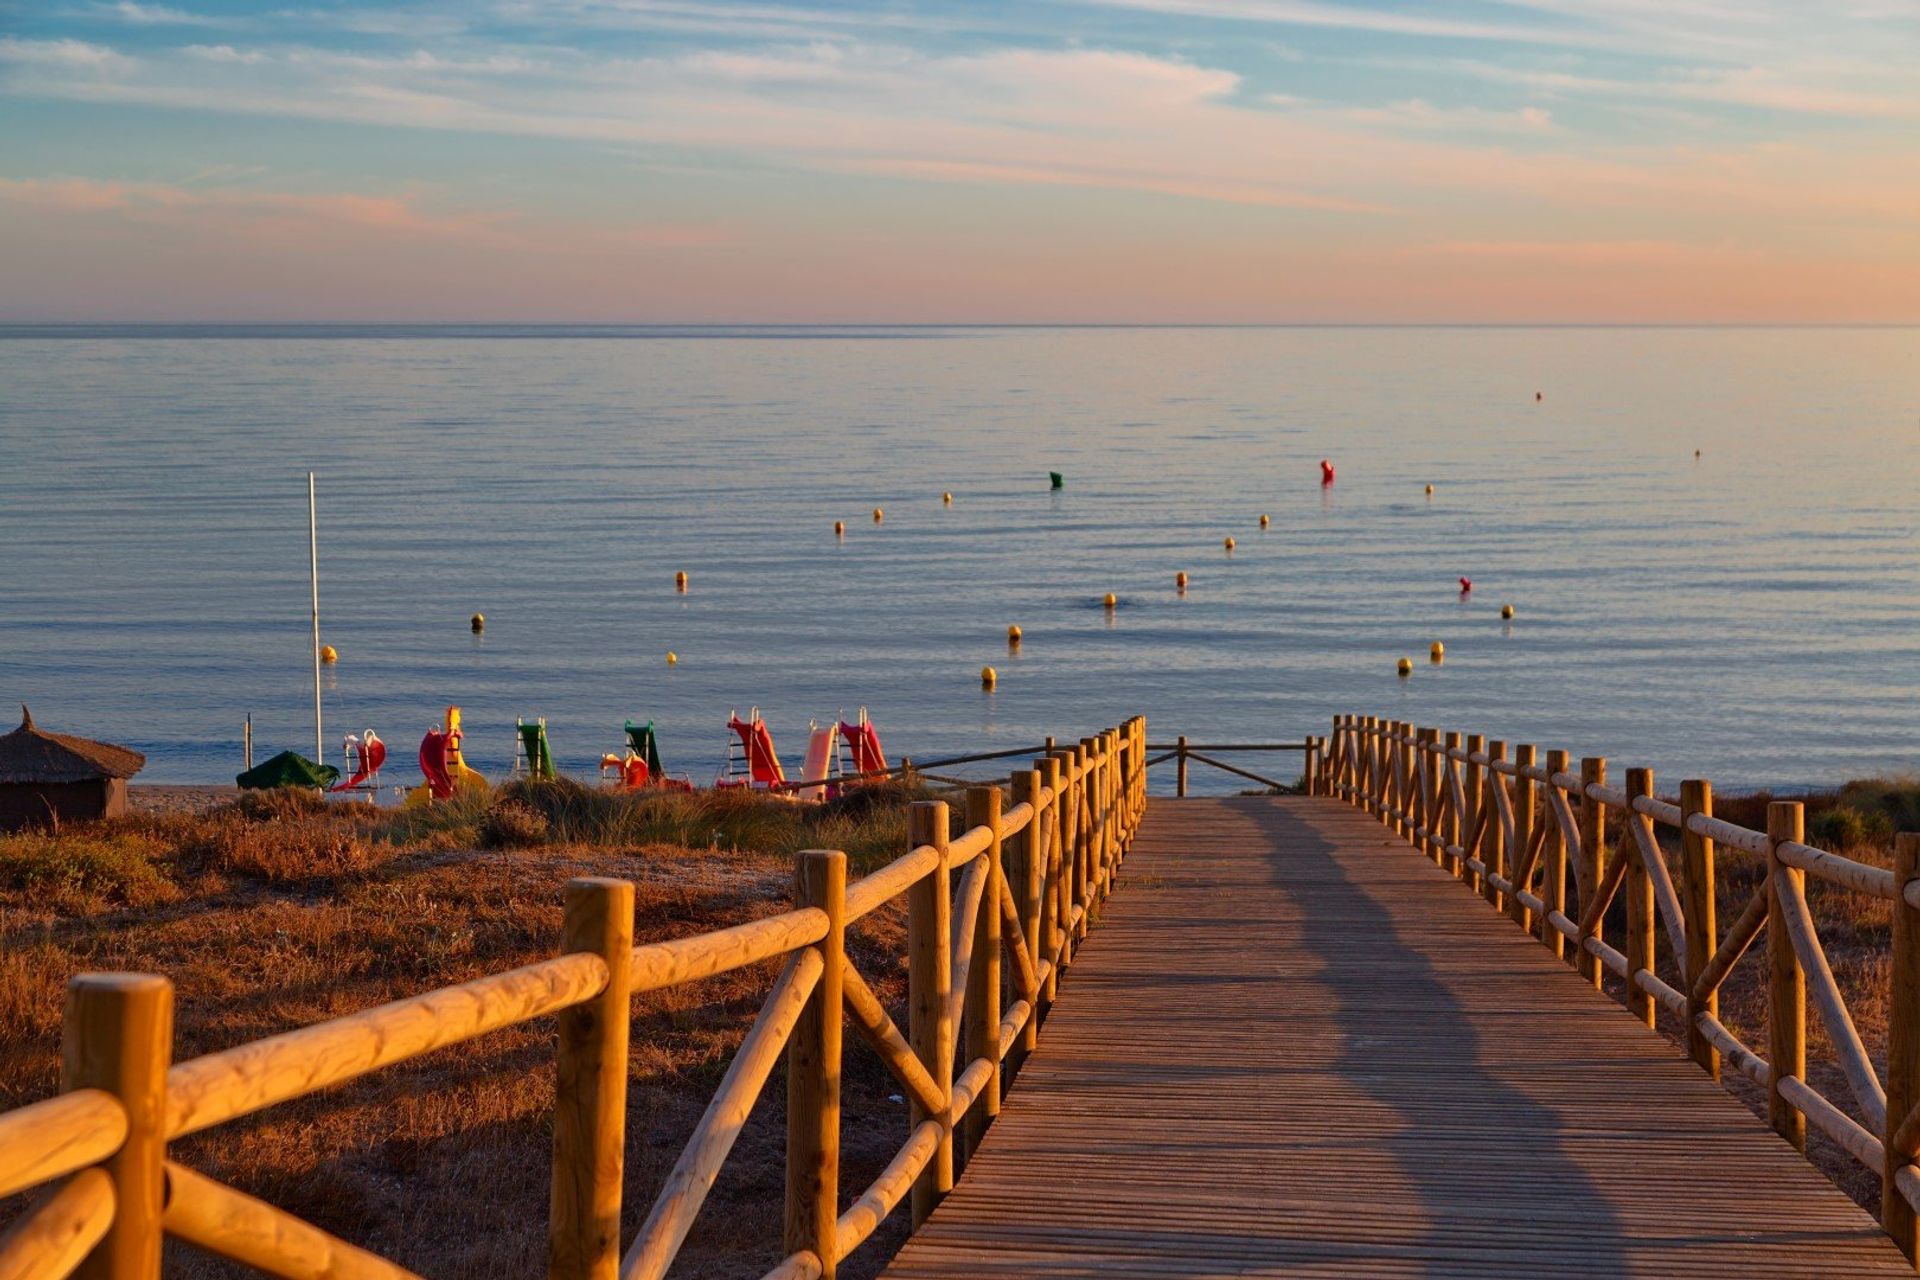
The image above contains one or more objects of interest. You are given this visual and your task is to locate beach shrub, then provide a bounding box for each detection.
[1834,778,1920,837]
[479,799,550,849]
[0,829,181,912]
[1811,803,1896,851]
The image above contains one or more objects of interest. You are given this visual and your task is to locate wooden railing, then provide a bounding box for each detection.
[1145,737,1328,797]
[1330,713,1920,1267]
[0,718,1148,1280]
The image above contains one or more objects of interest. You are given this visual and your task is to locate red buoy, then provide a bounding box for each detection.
[1459,577,1473,593]
[1320,459,1336,484]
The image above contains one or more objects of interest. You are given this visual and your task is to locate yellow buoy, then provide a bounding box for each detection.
[1501,604,1515,620]
[675,571,688,592]
[1103,592,1117,608]
[666,651,678,665]
[1430,641,1445,662]
[1397,657,1413,676]
[943,491,953,505]
[1425,484,1434,495]
[470,612,485,632]
[319,645,338,664]
[1008,624,1022,645]
[1224,536,1236,551]
[1258,514,1269,528]
[873,507,884,522]
[834,520,845,536]
[1175,571,1188,592]
[980,665,997,689]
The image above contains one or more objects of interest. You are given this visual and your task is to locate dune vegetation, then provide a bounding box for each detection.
[0,777,962,1279]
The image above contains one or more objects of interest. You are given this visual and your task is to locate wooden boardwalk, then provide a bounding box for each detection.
[884,796,1911,1278]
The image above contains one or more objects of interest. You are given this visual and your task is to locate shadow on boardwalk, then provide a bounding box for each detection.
[1239,797,1633,1275]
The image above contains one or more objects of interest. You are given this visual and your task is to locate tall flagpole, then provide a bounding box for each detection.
[309,471,323,762]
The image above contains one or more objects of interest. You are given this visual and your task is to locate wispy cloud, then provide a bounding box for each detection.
[83,1,219,26]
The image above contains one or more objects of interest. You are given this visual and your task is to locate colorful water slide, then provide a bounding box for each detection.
[838,711,888,778]
[328,729,387,793]
[799,722,839,802]
[722,711,786,788]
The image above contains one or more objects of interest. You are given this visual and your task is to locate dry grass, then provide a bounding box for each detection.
[0,778,967,1278]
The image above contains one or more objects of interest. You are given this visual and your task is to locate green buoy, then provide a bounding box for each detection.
[1049,472,1064,490]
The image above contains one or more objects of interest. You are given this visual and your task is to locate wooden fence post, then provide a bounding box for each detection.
[1483,741,1507,911]
[1040,757,1064,997]
[1577,756,1607,988]
[1442,732,1463,878]
[1332,717,1347,802]
[1397,725,1413,836]
[552,878,636,1280]
[963,787,1003,1160]
[1885,833,1920,1261]
[1767,801,1807,1152]
[1176,735,1188,798]
[1079,741,1098,930]
[1304,737,1320,796]
[1623,768,1656,1028]
[64,973,172,1280]
[907,801,953,1225]
[1510,745,1538,933]
[1464,735,1486,896]
[1543,750,1570,960]
[1680,780,1719,1080]
[1012,767,1045,1064]
[1415,728,1438,860]
[786,851,845,1279]
[1101,730,1118,893]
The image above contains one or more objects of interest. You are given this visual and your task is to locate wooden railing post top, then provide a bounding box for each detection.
[1545,747,1569,771]
[1581,756,1606,780]
[1444,731,1462,749]
[564,875,636,909]
[1681,779,1712,808]
[67,971,171,1000]
[1466,733,1485,750]
[1625,767,1653,795]
[910,800,950,847]
[1769,801,1804,840]
[1514,743,1537,764]
[1487,739,1507,758]
[1417,727,1437,743]
[795,848,849,878]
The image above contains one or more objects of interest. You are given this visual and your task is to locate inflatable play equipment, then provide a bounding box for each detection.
[328,729,386,794]
[838,708,888,780]
[405,706,488,806]
[514,717,555,781]
[600,720,694,792]
[718,708,785,790]
[799,721,839,803]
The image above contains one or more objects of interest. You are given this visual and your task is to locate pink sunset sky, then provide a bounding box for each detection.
[2,1,1917,323]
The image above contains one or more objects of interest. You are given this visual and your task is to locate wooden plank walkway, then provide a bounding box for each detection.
[883,796,1911,1278]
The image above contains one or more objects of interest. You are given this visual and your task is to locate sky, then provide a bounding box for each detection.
[1,1,1917,323]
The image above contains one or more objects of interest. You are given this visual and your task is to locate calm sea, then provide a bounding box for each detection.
[1,325,1916,793]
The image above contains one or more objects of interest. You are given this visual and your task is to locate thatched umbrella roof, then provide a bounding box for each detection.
[0,706,145,783]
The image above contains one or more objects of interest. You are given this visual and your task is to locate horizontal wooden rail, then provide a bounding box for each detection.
[1148,735,1327,798]
[0,716,1151,1280]
[1332,712,1920,1268]
[0,1091,127,1200]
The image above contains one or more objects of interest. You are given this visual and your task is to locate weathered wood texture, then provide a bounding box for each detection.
[884,797,1911,1278]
